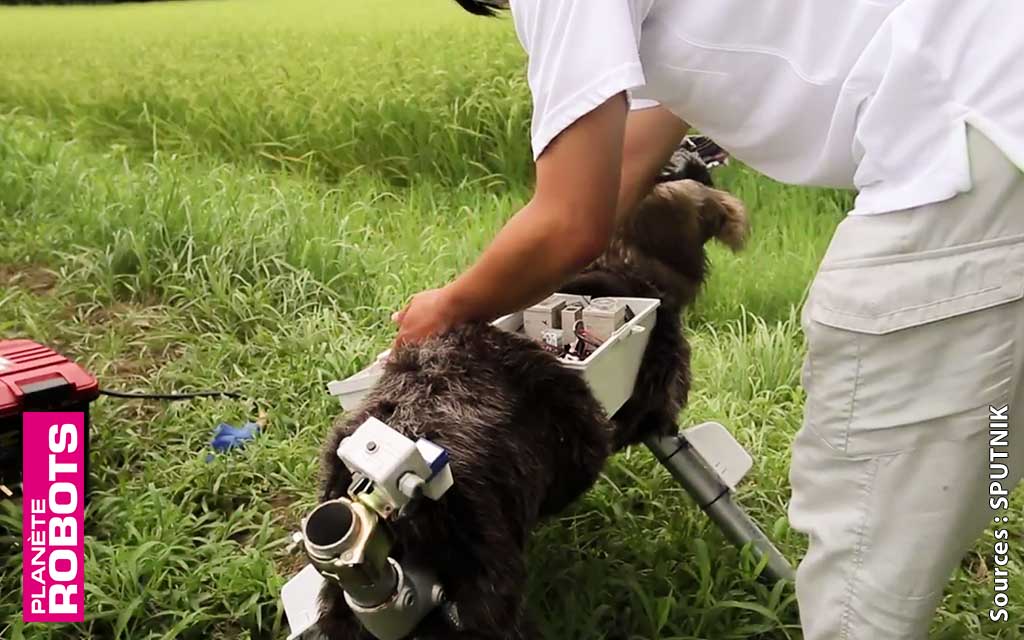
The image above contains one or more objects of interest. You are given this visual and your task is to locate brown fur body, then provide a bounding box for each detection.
[316,170,748,640]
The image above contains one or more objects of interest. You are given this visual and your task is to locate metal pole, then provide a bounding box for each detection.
[644,432,795,583]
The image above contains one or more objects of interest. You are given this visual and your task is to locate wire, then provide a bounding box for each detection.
[99,388,264,422]
[99,388,247,402]
[94,388,267,466]
[573,321,604,349]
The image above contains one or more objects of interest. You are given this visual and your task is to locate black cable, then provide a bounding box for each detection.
[98,388,264,420]
[98,388,246,402]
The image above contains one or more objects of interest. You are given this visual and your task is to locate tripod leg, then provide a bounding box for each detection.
[644,432,795,583]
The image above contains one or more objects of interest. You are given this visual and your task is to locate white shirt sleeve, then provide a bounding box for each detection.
[629,94,662,111]
[511,0,649,160]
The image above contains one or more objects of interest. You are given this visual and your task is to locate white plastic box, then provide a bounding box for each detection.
[327,295,660,418]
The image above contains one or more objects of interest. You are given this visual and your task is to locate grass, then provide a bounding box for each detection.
[0,1,1020,638]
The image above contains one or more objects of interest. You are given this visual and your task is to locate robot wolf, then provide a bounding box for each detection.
[313,169,748,640]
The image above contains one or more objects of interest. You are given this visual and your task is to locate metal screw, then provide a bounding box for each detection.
[403,591,416,607]
[365,441,378,453]
[341,551,353,562]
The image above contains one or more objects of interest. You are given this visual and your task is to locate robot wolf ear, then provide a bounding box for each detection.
[452,0,508,17]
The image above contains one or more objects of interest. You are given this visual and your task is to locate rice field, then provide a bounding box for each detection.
[0,1,1020,638]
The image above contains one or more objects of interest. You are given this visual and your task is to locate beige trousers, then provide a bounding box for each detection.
[789,125,1024,639]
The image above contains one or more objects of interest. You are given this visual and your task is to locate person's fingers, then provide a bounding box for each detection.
[392,301,411,324]
[392,318,410,345]
[393,324,419,350]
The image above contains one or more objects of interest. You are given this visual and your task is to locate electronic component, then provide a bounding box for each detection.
[523,295,566,341]
[560,304,584,344]
[540,329,564,349]
[337,417,454,518]
[581,298,627,342]
[573,321,604,347]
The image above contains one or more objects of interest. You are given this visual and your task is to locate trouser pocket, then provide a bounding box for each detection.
[801,233,1024,457]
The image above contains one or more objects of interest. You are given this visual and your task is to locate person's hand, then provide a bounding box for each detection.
[392,287,463,348]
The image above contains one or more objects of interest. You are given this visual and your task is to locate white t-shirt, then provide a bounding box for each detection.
[510,0,1024,216]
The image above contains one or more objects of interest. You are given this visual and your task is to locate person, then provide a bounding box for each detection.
[391,1,1024,637]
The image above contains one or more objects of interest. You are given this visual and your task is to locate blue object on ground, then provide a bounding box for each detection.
[206,421,261,462]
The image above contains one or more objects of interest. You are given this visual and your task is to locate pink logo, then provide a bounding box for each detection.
[22,412,85,622]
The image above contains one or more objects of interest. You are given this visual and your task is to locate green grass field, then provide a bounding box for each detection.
[0,1,1020,638]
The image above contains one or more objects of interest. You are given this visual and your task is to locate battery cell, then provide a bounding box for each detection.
[582,298,627,342]
[523,295,566,341]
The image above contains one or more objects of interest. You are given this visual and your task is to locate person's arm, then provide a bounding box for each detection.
[617,104,689,223]
[445,101,687,321]
[392,99,685,345]
[393,0,688,346]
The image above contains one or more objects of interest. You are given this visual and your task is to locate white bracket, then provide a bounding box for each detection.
[337,417,455,516]
[682,421,753,491]
[282,564,326,640]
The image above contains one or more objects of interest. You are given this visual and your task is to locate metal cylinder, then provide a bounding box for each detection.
[302,498,399,606]
[644,433,795,583]
[304,499,358,557]
[346,560,448,640]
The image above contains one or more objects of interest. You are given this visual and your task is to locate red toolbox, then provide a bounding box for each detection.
[0,339,99,497]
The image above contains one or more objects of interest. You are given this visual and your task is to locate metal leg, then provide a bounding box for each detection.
[644,432,795,583]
